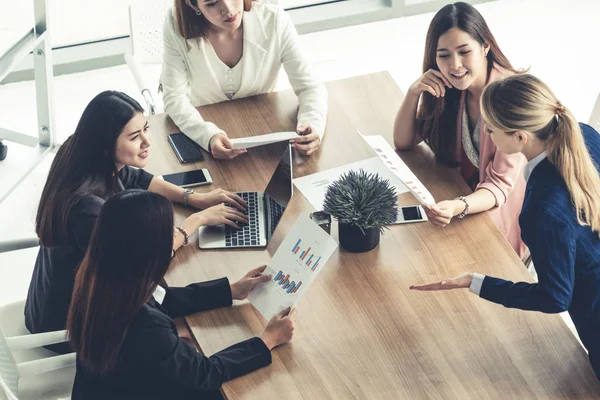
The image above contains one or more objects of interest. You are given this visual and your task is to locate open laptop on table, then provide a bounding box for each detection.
[198,144,293,249]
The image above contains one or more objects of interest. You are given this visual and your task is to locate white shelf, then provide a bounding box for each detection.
[0,29,44,83]
[0,0,55,204]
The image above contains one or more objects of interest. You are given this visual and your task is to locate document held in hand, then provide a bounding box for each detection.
[230,131,300,150]
[248,214,338,319]
[358,132,436,206]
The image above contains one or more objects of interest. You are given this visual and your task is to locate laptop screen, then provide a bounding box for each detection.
[263,144,293,240]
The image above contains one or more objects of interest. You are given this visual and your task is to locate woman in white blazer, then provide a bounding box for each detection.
[162,0,328,159]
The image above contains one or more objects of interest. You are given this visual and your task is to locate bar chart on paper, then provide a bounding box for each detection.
[248,214,338,318]
[292,239,322,272]
[273,271,303,294]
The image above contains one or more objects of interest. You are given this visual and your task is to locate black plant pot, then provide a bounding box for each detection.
[338,223,380,253]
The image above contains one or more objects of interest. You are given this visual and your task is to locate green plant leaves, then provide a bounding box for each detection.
[323,169,398,233]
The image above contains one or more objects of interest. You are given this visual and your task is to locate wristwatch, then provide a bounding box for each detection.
[454,196,469,219]
[183,188,194,207]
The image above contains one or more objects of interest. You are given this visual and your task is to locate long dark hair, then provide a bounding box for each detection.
[67,190,174,375]
[36,91,144,247]
[417,2,518,166]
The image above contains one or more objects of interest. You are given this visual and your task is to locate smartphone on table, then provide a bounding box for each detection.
[160,169,213,188]
[393,205,428,224]
[168,132,205,163]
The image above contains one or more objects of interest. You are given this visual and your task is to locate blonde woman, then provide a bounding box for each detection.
[410,74,600,380]
[161,0,327,159]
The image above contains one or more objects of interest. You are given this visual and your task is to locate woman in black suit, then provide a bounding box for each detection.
[67,190,296,399]
[26,91,248,352]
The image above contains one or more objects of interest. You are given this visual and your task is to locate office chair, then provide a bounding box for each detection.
[0,238,76,400]
[0,302,76,400]
[124,0,172,115]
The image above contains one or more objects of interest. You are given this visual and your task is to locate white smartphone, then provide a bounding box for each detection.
[160,169,213,188]
[393,205,428,224]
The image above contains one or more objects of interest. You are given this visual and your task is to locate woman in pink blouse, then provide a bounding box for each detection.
[393,2,527,258]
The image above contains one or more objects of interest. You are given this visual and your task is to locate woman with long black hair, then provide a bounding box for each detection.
[26,90,248,352]
[67,190,295,399]
[393,2,527,259]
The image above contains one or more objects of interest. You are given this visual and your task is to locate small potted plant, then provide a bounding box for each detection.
[323,169,398,253]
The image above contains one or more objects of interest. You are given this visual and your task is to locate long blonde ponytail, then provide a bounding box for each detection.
[481,74,600,236]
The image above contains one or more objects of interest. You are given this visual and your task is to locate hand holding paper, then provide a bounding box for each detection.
[260,308,297,350]
[358,132,436,206]
[248,214,338,319]
[230,265,272,300]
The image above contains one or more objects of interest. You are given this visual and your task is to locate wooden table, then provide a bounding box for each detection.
[146,72,600,399]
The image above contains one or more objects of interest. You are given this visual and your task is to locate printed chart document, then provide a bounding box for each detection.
[292,157,410,211]
[359,132,436,206]
[248,214,338,319]
[230,131,300,150]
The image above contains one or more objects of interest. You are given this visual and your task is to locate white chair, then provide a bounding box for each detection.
[589,92,600,132]
[0,301,76,400]
[125,0,173,115]
[0,239,76,400]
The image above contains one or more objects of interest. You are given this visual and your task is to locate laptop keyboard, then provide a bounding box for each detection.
[225,192,260,247]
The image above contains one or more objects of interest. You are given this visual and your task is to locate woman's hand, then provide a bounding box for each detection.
[423,200,464,227]
[210,134,247,160]
[260,307,297,350]
[408,69,453,98]
[189,189,247,211]
[291,125,320,156]
[409,273,474,291]
[230,265,271,300]
[195,203,248,228]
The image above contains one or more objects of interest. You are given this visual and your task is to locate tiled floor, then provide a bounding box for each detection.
[0,0,596,395]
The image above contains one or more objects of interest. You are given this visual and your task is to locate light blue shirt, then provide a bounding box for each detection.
[523,151,548,182]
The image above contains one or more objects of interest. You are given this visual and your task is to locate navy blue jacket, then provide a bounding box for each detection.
[480,123,600,380]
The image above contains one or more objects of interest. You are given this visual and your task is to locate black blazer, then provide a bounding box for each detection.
[71,278,272,399]
[25,167,154,353]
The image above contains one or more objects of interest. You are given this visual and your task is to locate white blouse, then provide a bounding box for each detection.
[161,3,328,151]
[206,43,243,100]
[461,106,481,168]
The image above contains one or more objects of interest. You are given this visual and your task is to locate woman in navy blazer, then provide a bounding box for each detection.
[410,74,600,380]
[67,190,296,399]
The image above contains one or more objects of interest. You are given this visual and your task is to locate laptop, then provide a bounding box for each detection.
[198,144,293,249]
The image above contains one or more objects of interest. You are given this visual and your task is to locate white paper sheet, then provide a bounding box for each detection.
[230,131,300,150]
[292,157,409,211]
[248,214,338,319]
[358,133,436,206]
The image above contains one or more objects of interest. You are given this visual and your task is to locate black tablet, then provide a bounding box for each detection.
[167,132,205,163]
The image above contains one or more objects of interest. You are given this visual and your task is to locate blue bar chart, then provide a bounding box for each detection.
[273,271,302,294]
[291,239,322,272]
